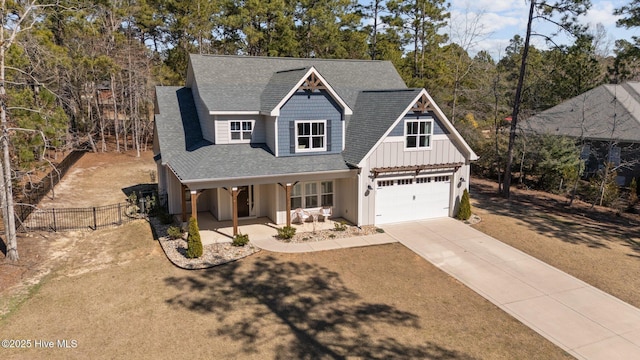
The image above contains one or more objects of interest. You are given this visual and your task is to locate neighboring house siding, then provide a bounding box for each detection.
[214,115,266,144]
[191,81,215,143]
[389,114,448,137]
[277,91,343,157]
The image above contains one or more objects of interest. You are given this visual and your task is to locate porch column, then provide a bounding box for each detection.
[190,190,200,223]
[181,184,187,222]
[285,183,292,227]
[231,187,239,236]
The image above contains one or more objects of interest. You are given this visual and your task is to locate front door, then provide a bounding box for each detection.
[237,186,250,217]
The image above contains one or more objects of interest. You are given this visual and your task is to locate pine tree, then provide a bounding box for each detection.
[457,189,471,221]
[186,217,203,259]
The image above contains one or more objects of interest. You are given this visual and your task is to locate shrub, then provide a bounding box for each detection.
[277,226,296,239]
[167,226,183,239]
[457,189,472,220]
[186,217,203,258]
[375,228,385,233]
[232,233,249,247]
[334,221,347,231]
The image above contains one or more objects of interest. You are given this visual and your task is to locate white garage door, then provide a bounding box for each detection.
[375,175,451,225]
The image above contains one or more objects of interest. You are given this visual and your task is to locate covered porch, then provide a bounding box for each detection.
[186,212,344,246]
[173,172,358,236]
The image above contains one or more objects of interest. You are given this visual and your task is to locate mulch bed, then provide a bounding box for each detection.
[151,217,260,270]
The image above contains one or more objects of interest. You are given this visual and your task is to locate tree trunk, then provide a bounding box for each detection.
[111,74,120,152]
[0,4,18,261]
[503,0,535,199]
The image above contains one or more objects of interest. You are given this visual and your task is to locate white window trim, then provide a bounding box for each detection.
[404,119,433,150]
[229,120,255,143]
[295,119,327,153]
[291,181,333,209]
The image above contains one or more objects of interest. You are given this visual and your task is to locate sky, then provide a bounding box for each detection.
[447,0,638,59]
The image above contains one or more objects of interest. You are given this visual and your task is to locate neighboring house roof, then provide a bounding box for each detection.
[155,86,351,183]
[522,82,640,143]
[186,54,407,113]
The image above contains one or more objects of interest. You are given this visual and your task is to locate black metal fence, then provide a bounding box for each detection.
[18,202,139,232]
[14,150,87,227]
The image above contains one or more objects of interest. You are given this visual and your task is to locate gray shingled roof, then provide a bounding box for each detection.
[260,67,310,113]
[187,54,407,113]
[154,85,350,182]
[522,82,640,143]
[154,86,212,166]
[343,89,423,165]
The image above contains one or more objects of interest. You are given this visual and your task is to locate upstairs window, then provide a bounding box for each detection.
[405,119,432,149]
[296,120,325,152]
[230,120,253,142]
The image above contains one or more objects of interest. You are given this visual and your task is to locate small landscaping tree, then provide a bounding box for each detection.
[457,189,472,220]
[186,217,203,258]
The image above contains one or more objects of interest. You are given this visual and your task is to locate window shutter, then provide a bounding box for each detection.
[326,120,332,152]
[289,121,295,154]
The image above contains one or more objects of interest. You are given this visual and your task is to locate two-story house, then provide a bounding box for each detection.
[153,55,477,234]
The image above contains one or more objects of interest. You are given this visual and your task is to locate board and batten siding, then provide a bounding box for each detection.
[277,91,343,157]
[358,129,468,226]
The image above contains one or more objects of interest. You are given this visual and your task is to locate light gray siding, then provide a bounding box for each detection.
[265,116,277,154]
[277,91,343,156]
[336,177,358,224]
[167,169,183,215]
[214,115,266,145]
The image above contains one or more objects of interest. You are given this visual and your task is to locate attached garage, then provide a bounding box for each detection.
[374,175,451,225]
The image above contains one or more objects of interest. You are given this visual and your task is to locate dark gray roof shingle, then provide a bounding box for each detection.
[187,54,407,112]
[523,82,640,143]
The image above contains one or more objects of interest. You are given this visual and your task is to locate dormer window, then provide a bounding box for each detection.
[405,119,432,149]
[296,120,326,152]
[230,120,253,142]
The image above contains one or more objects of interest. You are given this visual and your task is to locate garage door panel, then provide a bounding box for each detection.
[375,178,450,225]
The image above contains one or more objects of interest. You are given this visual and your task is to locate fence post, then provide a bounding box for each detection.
[52,208,57,232]
[93,207,97,230]
[118,203,122,225]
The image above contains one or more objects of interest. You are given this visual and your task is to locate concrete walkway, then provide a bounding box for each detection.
[382,218,640,360]
[251,232,397,252]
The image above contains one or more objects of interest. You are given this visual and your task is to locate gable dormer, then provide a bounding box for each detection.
[265,67,352,117]
[262,67,351,157]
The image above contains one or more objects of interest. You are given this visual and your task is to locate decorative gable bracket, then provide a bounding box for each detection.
[411,94,434,114]
[299,72,327,92]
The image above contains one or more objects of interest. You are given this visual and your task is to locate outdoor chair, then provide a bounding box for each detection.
[293,208,310,224]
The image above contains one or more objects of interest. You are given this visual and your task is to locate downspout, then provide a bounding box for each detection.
[357,170,363,227]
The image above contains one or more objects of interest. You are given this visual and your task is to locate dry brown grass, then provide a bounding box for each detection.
[0,151,577,359]
[470,178,640,309]
[0,223,572,359]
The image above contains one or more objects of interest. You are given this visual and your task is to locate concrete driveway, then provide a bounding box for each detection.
[383,218,640,360]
